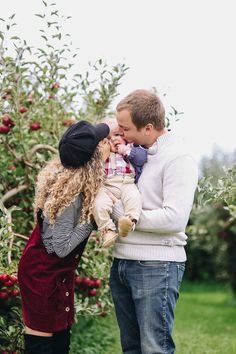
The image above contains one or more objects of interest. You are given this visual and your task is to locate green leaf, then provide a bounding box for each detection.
[42,0,47,7]
[51,10,59,16]
[10,36,20,40]
[35,13,45,18]
[9,14,16,20]
[41,35,48,41]
[47,21,58,27]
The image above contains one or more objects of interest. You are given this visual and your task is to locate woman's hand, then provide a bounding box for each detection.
[99,138,111,161]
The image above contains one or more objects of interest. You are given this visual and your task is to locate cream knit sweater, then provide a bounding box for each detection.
[113,132,198,262]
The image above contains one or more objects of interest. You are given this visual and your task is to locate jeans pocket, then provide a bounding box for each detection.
[138,260,168,268]
[133,261,169,291]
[177,263,185,287]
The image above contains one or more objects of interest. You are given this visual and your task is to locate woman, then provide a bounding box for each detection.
[18,120,110,354]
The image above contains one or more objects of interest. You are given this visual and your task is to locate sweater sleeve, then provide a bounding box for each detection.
[128,145,147,167]
[137,155,198,233]
[42,197,94,258]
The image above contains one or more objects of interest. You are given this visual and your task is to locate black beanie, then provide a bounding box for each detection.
[59,120,110,168]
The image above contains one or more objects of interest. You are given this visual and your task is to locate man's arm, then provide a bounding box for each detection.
[128,145,148,167]
[118,144,147,167]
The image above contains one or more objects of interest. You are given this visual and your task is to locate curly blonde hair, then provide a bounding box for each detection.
[34,148,104,224]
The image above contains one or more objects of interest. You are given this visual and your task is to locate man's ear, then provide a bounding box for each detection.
[145,123,154,135]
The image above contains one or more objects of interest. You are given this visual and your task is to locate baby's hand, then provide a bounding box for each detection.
[118,144,131,156]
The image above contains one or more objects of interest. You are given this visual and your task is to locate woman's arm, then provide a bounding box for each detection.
[42,196,94,258]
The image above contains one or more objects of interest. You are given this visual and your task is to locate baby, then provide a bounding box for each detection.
[92,118,147,247]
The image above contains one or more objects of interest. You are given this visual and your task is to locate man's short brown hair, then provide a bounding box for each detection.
[116,89,165,130]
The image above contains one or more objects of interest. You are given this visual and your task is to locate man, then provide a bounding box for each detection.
[110,89,198,354]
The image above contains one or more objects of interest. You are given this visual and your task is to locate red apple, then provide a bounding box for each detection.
[0,125,10,134]
[2,116,11,126]
[11,289,20,296]
[30,122,41,131]
[75,276,83,286]
[0,291,8,300]
[4,280,13,287]
[93,278,102,288]
[0,274,10,283]
[7,165,16,171]
[9,275,18,283]
[19,106,28,113]
[82,277,92,287]
[2,114,15,127]
[88,288,97,297]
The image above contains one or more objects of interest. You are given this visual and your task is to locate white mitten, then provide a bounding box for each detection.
[118,144,131,156]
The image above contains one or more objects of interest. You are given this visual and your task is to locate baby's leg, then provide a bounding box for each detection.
[92,186,116,231]
[121,183,142,221]
[92,186,118,247]
[118,183,142,237]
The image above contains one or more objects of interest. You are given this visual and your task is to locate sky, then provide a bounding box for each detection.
[1,0,236,163]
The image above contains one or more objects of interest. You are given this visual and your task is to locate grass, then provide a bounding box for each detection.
[70,282,236,354]
[173,282,236,354]
[70,312,121,354]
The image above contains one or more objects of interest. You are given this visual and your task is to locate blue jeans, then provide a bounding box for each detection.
[109,259,185,354]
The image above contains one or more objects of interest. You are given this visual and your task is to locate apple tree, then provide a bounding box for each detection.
[0,3,127,352]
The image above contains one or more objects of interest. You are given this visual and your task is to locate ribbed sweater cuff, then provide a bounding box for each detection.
[112,244,186,262]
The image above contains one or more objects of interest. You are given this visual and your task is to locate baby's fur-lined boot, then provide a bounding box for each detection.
[118,216,135,237]
[101,229,118,247]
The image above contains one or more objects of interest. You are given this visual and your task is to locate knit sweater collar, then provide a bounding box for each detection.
[147,130,174,155]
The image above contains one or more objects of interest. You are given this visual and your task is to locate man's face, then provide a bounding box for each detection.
[116,109,149,146]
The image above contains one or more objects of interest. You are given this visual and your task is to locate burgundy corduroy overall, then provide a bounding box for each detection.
[18,217,88,333]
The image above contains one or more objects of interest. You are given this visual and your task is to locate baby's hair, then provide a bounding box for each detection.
[101,117,118,131]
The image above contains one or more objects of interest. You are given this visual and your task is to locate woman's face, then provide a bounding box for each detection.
[98,138,111,161]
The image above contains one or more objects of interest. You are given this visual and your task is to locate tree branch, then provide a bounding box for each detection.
[14,232,29,241]
[1,184,28,204]
[0,203,14,265]
[1,139,22,162]
[28,144,57,159]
